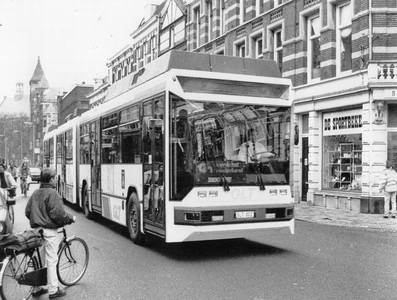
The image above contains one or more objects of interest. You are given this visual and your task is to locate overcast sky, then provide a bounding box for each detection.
[0,0,159,101]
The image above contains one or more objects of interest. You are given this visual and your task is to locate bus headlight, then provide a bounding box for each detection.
[280,189,288,195]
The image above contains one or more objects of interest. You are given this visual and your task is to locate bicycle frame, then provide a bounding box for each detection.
[0,247,43,286]
[57,227,76,252]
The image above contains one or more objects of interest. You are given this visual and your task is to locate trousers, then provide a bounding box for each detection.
[383,191,397,216]
[36,228,60,294]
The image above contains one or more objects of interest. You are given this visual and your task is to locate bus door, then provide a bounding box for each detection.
[90,120,102,211]
[142,99,165,229]
[57,134,66,198]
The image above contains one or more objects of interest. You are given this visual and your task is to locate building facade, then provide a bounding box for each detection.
[180,0,397,213]
[107,0,187,87]
[0,83,31,166]
[104,0,396,213]
[58,84,93,125]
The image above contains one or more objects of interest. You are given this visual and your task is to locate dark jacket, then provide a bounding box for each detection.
[25,183,74,229]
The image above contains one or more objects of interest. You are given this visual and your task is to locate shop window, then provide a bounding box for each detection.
[323,135,362,191]
[336,2,352,74]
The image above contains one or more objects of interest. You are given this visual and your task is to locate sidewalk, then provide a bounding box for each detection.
[294,203,397,232]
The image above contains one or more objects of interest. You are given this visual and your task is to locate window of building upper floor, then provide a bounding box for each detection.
[307,14,321,82]
[151,36,157,60]
[272,28,283,72]
[336,2,352,75]
[207,0,213,42]
[240,0,245,24]
[256,0,263,16]
[270,0,285,9]
[235,40,246,58]
[193,6,200,48]
[251,33,263,59]
[217,0,226,36]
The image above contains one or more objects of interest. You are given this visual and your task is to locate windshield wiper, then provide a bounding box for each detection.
[212,159,230,192]
[252,162,266,191]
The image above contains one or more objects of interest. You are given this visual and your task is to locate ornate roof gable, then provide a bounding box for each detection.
[29,57,50,89]
[161,0,185,29]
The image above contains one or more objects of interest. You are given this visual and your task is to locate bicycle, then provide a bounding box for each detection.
[20,177,28,197]
[0,225,89,300]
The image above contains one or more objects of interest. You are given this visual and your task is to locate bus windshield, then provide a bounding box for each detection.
[170,96,291,200]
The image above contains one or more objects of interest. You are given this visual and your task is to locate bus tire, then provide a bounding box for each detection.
[83,186,94,220]
[127,194,145,245]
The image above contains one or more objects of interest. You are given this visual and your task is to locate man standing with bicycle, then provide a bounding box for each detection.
[25,167,76,298]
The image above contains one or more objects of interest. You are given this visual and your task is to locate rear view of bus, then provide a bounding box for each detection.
[143,52,294,243]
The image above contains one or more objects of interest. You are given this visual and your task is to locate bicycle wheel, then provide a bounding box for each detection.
[57,237,89,286]
[0,252,38,300]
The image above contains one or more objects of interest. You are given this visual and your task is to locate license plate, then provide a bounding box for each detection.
[235,211,255,219]
[266,213,276,219]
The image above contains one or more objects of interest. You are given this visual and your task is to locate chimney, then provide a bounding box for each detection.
[14,82,24,101]
[143,4,157,20]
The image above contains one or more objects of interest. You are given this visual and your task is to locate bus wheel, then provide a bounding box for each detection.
[83,186,94,220]
[127,194,145,245]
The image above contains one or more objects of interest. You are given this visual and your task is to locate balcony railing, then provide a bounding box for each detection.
[368,62,397,82]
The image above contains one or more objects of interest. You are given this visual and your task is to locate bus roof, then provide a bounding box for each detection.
[105,50,283,102]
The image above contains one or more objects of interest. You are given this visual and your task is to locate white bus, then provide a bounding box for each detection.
[45,51,294,245]
[43,117,80,206]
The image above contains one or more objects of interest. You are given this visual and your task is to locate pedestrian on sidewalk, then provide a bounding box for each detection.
[379,160,397,218]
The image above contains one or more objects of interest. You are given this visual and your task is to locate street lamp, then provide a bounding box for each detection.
[24,122,34,165]
[13,130,22,165]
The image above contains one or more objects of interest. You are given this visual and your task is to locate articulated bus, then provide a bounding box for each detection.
[44,51,294,245]
[43,117,80,206]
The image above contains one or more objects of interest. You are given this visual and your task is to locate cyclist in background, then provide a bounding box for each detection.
[7,160,18,183]
[25,167,76,298]
[0,163,17,199]
[19,161,30,194]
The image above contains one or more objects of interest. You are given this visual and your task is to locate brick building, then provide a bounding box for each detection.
[182,0,397,213]
[107,0,186,87]
[105,0,396,213]
[58,84,93,125]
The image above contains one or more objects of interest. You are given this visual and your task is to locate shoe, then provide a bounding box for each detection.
[32,288,48,296]
[49,288,66,298]
[392,215,396,219]
[383,215,388,218]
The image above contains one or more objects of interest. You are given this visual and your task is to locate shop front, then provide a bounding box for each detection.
[313,108,366,212]
[292,64,397,214]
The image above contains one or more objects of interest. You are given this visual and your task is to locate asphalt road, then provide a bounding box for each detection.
[11,184,397,300]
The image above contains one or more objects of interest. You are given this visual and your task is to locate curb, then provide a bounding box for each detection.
[294,203,397,232]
